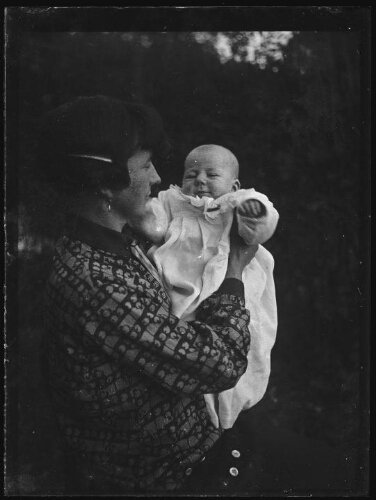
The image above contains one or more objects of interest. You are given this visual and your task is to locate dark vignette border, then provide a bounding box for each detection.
[3,5,372,496]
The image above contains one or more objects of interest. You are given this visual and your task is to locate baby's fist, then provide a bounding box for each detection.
[238,199,266,218]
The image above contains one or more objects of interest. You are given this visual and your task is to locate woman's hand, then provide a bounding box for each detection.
[226,217,259,280]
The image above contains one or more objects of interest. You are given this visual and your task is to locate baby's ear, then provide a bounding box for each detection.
[232,179,241,192]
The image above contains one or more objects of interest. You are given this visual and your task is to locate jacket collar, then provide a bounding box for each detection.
[64,216,142,258]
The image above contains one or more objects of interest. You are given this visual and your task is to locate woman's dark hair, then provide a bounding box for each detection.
[37,95,171,194]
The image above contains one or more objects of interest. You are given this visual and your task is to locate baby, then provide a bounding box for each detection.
[145,144,279,429]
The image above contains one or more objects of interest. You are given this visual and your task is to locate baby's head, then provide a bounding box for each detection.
[181,144,240,199]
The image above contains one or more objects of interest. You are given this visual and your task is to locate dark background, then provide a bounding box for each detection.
[4,7,371,496]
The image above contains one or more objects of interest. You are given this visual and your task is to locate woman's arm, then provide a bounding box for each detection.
[79,228,256,397]
[81,276,249,396]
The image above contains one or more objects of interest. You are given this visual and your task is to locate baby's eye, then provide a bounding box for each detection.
[208,173,218,177]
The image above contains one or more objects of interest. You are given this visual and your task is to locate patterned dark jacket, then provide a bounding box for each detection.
[43,217,251,492]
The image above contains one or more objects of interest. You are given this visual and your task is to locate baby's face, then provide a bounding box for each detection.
[182,155,239,199]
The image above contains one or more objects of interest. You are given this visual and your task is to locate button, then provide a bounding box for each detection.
[231,449,241,458]
[229,467,239,477]
[185,468,193,476]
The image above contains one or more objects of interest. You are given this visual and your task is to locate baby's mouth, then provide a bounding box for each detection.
[197,190,211,198]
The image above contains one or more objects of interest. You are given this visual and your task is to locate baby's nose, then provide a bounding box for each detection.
[195,173,206,184]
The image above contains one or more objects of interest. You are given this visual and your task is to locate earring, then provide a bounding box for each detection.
[106,199,112,212]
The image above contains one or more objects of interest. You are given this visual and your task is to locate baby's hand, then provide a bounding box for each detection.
[238,199,266,218]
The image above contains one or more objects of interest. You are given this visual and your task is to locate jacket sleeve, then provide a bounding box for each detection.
[79,276,251,397]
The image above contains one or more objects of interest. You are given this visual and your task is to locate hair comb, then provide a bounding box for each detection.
[68,154,113,163]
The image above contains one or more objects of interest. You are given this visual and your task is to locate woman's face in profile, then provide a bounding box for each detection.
[110,149,161,223]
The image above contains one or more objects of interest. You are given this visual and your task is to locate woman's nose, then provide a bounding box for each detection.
[150,163,161,184]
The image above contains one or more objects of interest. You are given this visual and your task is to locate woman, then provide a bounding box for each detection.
[38,95,258,494]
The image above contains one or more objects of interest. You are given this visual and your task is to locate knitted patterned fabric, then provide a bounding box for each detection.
[42,218,250,492]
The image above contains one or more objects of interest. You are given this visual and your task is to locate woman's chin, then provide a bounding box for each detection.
[135,222,166,244]
[129,200,168,244]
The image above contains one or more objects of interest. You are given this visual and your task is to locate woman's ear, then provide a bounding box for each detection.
[99,187,113,200]
[232,179,241,192]
[99,187,114,212]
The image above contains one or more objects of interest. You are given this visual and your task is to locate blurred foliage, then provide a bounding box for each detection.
[11,30,369,462]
